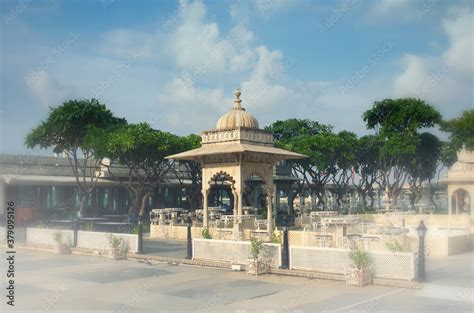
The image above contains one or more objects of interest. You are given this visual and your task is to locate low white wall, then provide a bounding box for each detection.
[76,231,139,253]
[193,239,281,268]
[447,234,471,255]
[289,246,416,281]
[26,228,74,246]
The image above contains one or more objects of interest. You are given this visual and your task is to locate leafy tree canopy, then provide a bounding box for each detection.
[92,123,186,167]
[265,118,333,147]
[408,132,442,181]
[25,98,126,153]
[355,135,381,173]
[441,109,474,152]
[182,133,202,150]
[363,98,442,135]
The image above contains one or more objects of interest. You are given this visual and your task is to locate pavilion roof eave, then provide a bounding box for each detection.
[166,143,307,161]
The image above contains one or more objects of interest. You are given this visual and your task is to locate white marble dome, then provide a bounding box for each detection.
[215,89,259,130]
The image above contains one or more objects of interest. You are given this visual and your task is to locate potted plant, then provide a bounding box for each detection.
[201,227,212,239]
[271,230,282,244]
[107,234,126,260]
[246,237,267,276]
[345,245,372,286]
[53,231,70,255]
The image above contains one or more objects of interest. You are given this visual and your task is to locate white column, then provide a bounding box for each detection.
[455,190,459,215]
[237,191,243,222]
[448,186,452,216]
[267,189,274,236]
[203,189,209,228]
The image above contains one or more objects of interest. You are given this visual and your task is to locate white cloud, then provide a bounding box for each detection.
[99,29,159,59]
[394,8,473,105]
[24,70,74,109]
[156,78,228,133]
[393,6,473,118]
[442,7,474,74]
[372,0,410,14]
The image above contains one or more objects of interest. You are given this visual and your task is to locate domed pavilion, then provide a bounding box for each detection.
[166,88,306,235]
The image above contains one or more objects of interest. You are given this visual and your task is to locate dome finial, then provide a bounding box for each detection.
[233,87,242,109]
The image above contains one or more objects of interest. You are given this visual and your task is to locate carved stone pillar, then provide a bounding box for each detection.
[203,189,210,227]
[267,188,274,236]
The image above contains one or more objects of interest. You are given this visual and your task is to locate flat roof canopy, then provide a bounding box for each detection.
[166,142,306,161]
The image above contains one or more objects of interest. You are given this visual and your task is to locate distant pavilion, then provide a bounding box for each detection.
[442,147,474,218]
[166,89,306,235]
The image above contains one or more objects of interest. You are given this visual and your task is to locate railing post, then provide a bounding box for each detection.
[186,215,193,259]
[281,214,289,269]
[137,219,144,254]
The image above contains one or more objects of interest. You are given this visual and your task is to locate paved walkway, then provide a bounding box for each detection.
[143,237,187,258]
[2,249,472,312]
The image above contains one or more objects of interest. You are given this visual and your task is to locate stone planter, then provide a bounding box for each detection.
[246,258,267,276]
[108,247,126,260]
[55,243,70,255]
[344,266,372,286]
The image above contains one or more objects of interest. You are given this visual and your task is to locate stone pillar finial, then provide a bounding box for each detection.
[233,87,242,109]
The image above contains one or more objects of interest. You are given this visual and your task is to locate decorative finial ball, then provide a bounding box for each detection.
[234,88,241,99]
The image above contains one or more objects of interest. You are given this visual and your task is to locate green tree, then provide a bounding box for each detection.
[363,98,442,209]
[25,99,126,216]
[406,132,442,210]
[353,135,381,212]
[91,123,187,217]
[441,110,474,159]
[173,134,202,211]
[266,119,336,211]
[330,131,358,211]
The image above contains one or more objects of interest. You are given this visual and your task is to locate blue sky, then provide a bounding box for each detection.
[1,0,473,155]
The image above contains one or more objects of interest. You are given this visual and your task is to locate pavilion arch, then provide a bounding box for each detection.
[207,171,236,188]
[242,172,270,213]
[206,171,237,215]
[451,188,471,215]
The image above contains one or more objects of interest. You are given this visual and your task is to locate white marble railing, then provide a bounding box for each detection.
[193,239,281,268]
[290,246,416,281]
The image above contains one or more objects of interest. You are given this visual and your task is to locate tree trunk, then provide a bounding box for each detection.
[138,192,152,217]
[359,192,367,213]
[368,193,375,210]
[409,188,417,210]
[79,193,88,217]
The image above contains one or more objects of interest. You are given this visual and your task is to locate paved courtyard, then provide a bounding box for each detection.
[1,248,472,313]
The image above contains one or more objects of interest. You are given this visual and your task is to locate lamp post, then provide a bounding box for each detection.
[186,215,193,260]
[417,220,427,282]
[281,215,289,269]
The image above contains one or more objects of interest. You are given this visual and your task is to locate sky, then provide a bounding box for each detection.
[0,0,473,155]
